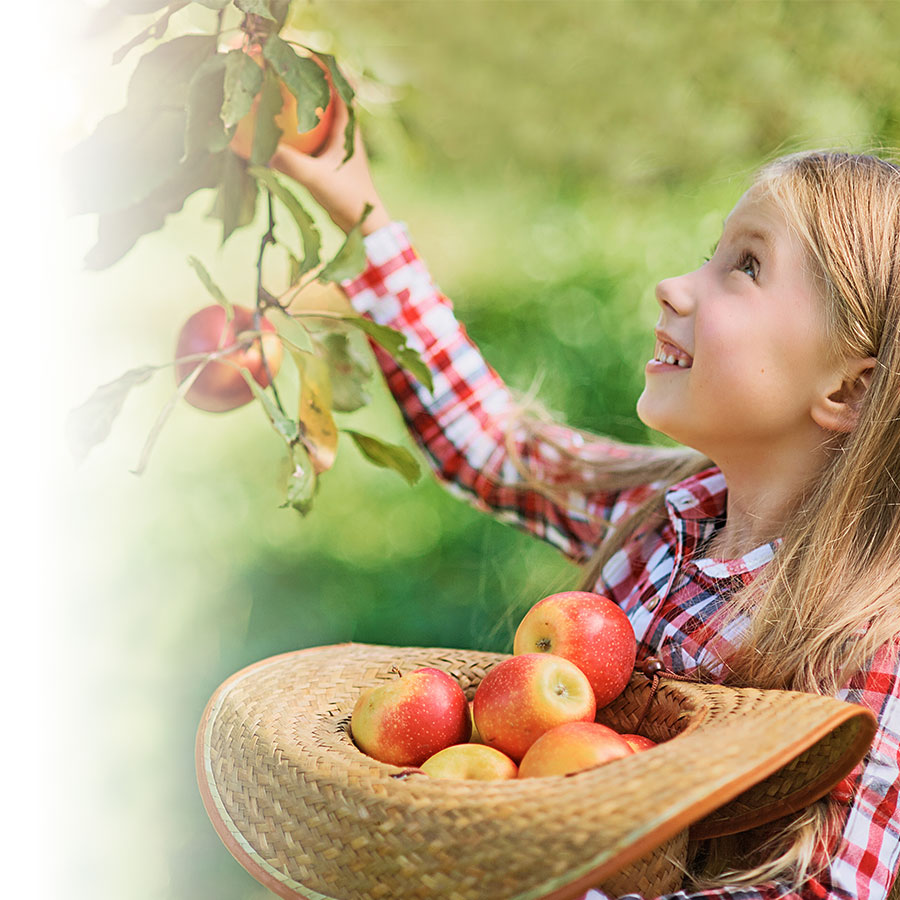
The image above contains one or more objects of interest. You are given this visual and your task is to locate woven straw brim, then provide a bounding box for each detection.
[197,643,876,900]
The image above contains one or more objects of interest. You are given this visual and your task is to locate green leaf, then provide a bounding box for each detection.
[345,430,421,485]
[287,250,303,287]
[249,68,284,166]
[241,369,299,443]
[315,332,371,412]
[316,205,371,284]
[66,366,155,464]
[83,151,223,270]
[187,256,232,315]
[268,307,314,354]
[282,443,317,515]
[249,166,321,273]
[63,106,187,216]
[315,52,357,162]
[208,151,258,244]
[111,0,172,12]
[267,0,291,28]
[184,53,231,158]
[235,0,276,18]
[221,49,264,129]
[126,34,216,109]
[344,316,434,393]
[262,35,330,132]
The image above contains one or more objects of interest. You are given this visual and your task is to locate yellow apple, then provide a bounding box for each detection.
[420,743,518,780]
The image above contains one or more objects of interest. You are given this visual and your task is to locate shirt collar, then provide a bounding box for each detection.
[664,466,780,582]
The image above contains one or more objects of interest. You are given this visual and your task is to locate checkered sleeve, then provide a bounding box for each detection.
[339,222,643,563]
[579,638,900,900]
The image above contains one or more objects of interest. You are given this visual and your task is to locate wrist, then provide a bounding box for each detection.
[360,203,391,236]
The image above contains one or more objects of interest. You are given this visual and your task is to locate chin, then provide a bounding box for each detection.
[636,392,693,450]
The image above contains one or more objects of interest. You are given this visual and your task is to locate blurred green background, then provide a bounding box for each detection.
[50,2,900,898]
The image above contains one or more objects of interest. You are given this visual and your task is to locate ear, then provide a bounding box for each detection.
[811,357,877,433]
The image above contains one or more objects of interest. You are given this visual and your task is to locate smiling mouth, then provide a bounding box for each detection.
[652,340,693,368]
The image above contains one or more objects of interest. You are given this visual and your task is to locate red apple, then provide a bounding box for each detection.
[175,305,283,413]
[350,667,471,768]
[230,47,336,160]
[420,743,518,780]
[472,653,596,763]
[619,733,657,753]
[513,591,636,708]
[518,721,633,778]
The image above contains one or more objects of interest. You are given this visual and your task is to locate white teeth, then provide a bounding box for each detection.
[665,355,676,365]
[677,358,689,368]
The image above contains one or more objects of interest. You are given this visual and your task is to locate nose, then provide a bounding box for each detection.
[655,272,695,317]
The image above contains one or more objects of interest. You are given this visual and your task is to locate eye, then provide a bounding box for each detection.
[736,251,759,281]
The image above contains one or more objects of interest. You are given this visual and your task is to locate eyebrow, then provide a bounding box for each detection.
[723,223,776,253]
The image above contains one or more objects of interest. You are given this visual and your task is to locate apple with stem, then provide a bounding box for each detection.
[513,591,637,708]
[350,667,471,768]
[472,653,596,763]
[175,305,282,413]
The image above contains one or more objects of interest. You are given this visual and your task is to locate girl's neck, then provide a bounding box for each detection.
[706,439,832,561]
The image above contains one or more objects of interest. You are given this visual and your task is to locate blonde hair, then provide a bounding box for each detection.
[507,150,900,890]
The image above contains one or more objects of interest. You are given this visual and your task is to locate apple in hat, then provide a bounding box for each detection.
[472,653,596,763]
[513,591,637,708]
[518,721,633,778]
[420,744,518,780]
[620,733,658,753]
[350,667,471,767]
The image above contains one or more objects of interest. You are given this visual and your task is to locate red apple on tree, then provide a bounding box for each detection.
[420,743,518,781]
[518,721,633,778]
[472,653,596,763]
[175,305,283,413]
[513,591,637,708]
[350,667,471,768]
[230,47,337,160]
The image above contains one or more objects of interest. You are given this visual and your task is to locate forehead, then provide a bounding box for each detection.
[722,187,788,247]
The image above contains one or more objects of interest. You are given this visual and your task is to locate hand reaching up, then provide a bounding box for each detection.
[270,95,391,236]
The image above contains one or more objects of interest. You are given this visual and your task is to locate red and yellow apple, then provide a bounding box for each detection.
[420,743,518,780]
[472,653,596,763]
[350,667,471,768]
[620,733,658,753]
[230,47,336,160]
[513,591,637,708]
[518,721,633,778]
[175,304,282,412]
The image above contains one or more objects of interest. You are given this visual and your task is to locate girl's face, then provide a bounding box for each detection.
[636,187,838,465]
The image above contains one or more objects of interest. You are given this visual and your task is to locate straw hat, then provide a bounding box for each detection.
[196,643,876,900]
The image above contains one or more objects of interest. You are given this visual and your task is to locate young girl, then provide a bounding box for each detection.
[271,103,900,900]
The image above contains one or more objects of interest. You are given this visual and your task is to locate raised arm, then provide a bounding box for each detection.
[271,101,662,562]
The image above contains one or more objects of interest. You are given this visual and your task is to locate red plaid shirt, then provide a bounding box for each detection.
[340,223,900,900]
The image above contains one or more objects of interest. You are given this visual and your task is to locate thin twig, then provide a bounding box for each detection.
[255,188,286,416]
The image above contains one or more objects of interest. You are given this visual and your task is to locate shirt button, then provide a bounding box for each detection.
[646,596,661,611]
